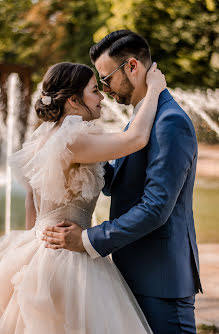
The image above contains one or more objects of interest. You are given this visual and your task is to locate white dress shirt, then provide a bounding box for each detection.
[82,98,145,259]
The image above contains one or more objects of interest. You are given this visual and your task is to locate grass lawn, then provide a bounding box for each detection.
[94,178,219,244]
[194,179,219,243]
[1,178,219,243]
[0,189,25,234]
[198,325,219,334]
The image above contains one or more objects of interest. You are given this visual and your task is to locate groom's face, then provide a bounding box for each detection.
[95,52,134,105]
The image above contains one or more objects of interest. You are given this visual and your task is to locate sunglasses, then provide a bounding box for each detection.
[99,61,128,88]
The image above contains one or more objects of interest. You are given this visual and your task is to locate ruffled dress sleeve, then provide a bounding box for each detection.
[8,122,54,191]
[9,115,105,205]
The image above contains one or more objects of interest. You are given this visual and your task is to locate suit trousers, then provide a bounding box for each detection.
[135,295,196,334]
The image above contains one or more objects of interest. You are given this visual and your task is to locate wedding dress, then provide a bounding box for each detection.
[0,115,152,334]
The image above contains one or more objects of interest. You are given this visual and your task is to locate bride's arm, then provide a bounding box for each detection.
[25,190,36,230]
[72,63,166,164]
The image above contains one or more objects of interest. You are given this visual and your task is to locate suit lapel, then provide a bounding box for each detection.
[111,89,173,186]
[112,155,127,184]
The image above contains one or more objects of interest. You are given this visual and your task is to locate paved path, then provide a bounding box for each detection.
[196,244,219,327]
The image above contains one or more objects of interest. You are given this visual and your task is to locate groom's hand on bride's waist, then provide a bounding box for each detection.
[42,220,86,252]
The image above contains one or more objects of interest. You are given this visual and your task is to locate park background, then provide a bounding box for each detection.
[0,0,218,332]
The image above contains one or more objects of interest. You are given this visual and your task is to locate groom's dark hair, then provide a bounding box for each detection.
[90,30,151,67]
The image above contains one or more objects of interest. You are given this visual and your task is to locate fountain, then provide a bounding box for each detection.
[170,88,219,143]
[0,64,32,234]
[5,74,20,234]
[0,74,218,234]
[96,89,219,143]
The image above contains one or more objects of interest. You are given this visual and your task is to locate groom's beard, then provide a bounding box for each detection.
[115,73,134,105]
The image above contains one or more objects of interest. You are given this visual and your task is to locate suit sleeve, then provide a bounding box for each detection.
[87,111,197,257]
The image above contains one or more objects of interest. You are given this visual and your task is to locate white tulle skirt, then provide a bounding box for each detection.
[0,229,152,334]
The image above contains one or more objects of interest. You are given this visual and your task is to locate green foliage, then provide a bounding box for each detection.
[0,0,111,84]
[0,0,218,88]
[0,0,32,63]
[94,0,218,89]
[133,0,219,88]
[198,324,219,334]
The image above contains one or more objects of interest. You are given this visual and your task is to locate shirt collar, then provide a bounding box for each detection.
[133,98,144,116]
[130,89,172,122]
[129,97,144,124]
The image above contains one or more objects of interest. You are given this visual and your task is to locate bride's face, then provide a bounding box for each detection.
[81,75,104,121]
[65,75,104,122]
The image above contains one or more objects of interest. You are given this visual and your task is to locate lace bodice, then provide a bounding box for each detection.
[9,115,105,234]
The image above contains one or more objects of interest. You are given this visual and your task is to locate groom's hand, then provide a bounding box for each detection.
[42,220,86,252]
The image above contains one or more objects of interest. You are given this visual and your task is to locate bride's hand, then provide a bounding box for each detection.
[146,62,166,94]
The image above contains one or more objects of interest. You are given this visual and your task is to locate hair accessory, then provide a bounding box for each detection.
[41,96,52,106]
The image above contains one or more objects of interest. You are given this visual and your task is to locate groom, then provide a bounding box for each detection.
[44,30,202,333]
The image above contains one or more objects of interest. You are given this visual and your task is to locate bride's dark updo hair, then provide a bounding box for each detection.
[35,62,94,122]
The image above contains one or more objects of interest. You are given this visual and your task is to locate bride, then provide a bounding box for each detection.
[0,61,166,333]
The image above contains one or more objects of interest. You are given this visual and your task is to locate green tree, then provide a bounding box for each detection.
[0,0,32,63]
[94,0,219,89]
[134,0,218,88]
[0,0,111,84]
[0,0,218,88]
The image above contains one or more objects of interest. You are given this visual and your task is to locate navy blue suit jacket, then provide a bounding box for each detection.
[87,89,202,298]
